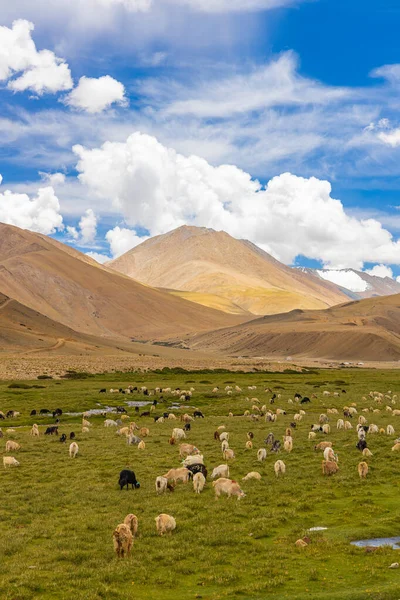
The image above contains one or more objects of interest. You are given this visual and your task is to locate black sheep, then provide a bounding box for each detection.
[30,410,37,416]
[186,464,208,479]
[271,440,281,452]
[45,426,58,435]
[184,423,191,431]
[301,397,311,404]
[247,431,254,439]
[40,409,50,414]
[294,393,302,400]
[99,389,106,393]
[193,410,204,418]
[356,439,367,451]
[69,432,76,439]
[119,469,140,490]
[60,434,67,443]
[265,432,274,445]
[116,406,127,414]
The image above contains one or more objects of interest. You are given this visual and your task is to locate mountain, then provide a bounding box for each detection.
[185,294,400,362]
[298,267,400,300]
[0,224,244,345]
[108,226,348,315]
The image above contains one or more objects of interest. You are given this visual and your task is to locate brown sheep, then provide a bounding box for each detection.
[139,427,150,438]
[112,524,133,558]
[358,461,369,479]
[155,514,176,535]
[315,441,333,451]
[322,460,339,476]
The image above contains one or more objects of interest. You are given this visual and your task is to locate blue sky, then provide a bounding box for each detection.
[1,0,400,282]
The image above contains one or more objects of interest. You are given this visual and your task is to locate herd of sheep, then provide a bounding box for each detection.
[2,383,400,558]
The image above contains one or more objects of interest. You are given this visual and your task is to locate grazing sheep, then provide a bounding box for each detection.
[69,442,79,458]
[82,427,89,433]
[123,513,138,537]
[82,419,91,428]
[5,440,20,452]
[193,472,206,494]
[211,464,229,479]
[257,448,267,462]
[138,441,145,450]
[336,419,345,429]
[156,476,168,494]
[283,437,293,453]
[113,523,133,558]
[308,432,317,440]
[274,460,286,477]
[172,428,186,441]
[30,424,39,436]
[242,471,262,481]
[104,419,118,427]
[223,449,235,460]
[392,443,400,451]
[295,539,308,547]
[3,456,19,468]
[344,421,353,430]
[368,424,379,434]
[139,427,150,437]
[358,461,369,479]
[322,424,331,434]
[179,444,199,458]
[117,427,129,436]
[323,447,338,463]
[387,425,395,435]
[183,454,204,467]
[219,432,229,442]
[163,468,190,484]
[155,514,176,536]
[314,442,333,451]
[362,448,373,457]
[213,478,246,500]
[245,440,253,450]
[119,469,140,490]
[247,432,254,440]
[322,460,339,476]
[221,439,229,452]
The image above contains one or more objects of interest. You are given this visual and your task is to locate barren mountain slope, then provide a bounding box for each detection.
[0,224,243,342]
[108,226,348,315]
[185,294,400,361]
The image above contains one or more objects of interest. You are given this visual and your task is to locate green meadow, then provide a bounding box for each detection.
[1,368,400,600]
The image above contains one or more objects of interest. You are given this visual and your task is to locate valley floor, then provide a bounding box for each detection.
[1,370,400,599]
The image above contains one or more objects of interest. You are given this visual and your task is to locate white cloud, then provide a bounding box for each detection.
[105,226,147,257]
[66,208,98,244]
[371,63,400,84]
[317,270,369,293]
[364,264,394,279]
[73,132,400,269]
[96,0,152,10]
[378,128,400,148]
[65,76,127,114]
[167,0,297,12]
[85,251,111,263]
[0,175,63,234]
[39,172,66,186]
[0,20,73,94]
[156,52,347,119]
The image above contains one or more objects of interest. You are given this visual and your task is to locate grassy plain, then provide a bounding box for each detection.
[1,368,400,600]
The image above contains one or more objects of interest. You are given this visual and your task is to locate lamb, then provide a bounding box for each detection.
[274,460,286,477]
[193,472,206,494]
[3,456,19,468]
[163,467,190,484]
[155,514,176,535]
[242,471,262,481]
[69,442,79,458]
[5,440,20,452]
[113,523,133,558]
[322,460,339,476]
[358,461,369,479]
[211,464,229,479]
[213,478,246,500]
[257,448,267,462]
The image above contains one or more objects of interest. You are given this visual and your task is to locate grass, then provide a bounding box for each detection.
[1,368,400,599]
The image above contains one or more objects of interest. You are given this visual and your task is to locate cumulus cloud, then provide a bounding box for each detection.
[65,76,127,113]
[66,209,98,244]
[105,226,147,257]
[364,264,394,279]
[378,128,400,148]
[0,20,73,94]
[73,132,400,269]
[39,171,66,186]
[317,270,369,293]
[0,175,63,234]
[85,251,111,263]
